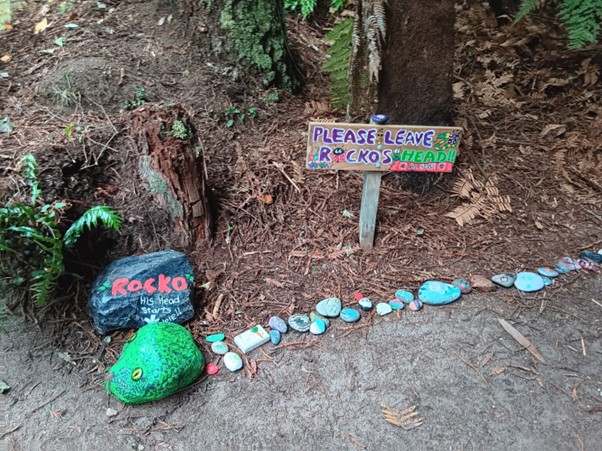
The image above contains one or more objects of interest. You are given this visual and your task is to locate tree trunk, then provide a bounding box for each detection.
[377,0,455,125]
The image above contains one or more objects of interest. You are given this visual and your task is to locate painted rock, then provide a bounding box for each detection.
[577,258,596,271]
[310,318,327,335]
[537,267,559,278]
[223,352,243,372]
[389,299,404,310]
[395,290,414,304]
[288,313,311,332]
[541,276,553,286]
[234,326,270,354]
[206,333,225,343]
[340,307,360,323]
[599,249,602,255]
[559,257,580,271]
[211,341,228,355]
[358,298,373,311]
[206,362,219,375]
[452,278,472,294]
[579,251,602,264]
[309,311,330,328]
[269,330,282,345]
[491,273,516,288]
[408,299,423,311]
[316,297,342,318]
[554,262,571,274]
[514,272,545,292]
[268,316,288,334]
[471,275,496,292]
[376,303,392,316]
[418,281,462,305]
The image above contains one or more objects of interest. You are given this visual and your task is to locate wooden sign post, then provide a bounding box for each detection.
[306,116,462,250]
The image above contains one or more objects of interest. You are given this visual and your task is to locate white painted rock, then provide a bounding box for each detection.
[223,352,243,372]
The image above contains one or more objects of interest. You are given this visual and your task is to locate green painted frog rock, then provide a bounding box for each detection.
[105,322,204,404]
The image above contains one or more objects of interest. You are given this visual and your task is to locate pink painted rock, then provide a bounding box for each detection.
[206,362,219,375]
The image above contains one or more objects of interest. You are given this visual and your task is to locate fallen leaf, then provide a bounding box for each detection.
[258,193,273,205]
[2,22,13,31]
[54,37,65,47]
[498,318,545,364]
[1,53,11,63]
[34,18,49,34]
[491,366,506,375]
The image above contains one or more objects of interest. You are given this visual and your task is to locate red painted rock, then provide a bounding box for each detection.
[206,362,219,375]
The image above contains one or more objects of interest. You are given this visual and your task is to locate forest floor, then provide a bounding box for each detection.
[1,0,601,449]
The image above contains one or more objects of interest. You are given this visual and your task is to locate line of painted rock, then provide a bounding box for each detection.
[89,250,195,335]
[340,307,360,323]
[310,311,330,327]
[288,313,311,332]
[418,281,462,305]
[408,299,423,311]
[310,318,327,335]
[376,303,392,316]
[316,297,342,317]
[395,290,414,304]
[580,251,602,264]
[358,297,373,311]
[224,352,243,372]
[270,330,282,345]
[491,273,516,288]
[452,279,472,294]
[211,341,228,355]
[514,272,545,292]
[537,267,559,278]
[389,299,404,310]
[268,316,288,334]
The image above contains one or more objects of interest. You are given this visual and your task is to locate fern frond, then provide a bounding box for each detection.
[18,154,41,205]
[322,18,354,110]
[63,205,122,247]
[515,0,543,22]
[559,0,602,48]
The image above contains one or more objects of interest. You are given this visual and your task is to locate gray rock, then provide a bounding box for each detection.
[89,250,195,334]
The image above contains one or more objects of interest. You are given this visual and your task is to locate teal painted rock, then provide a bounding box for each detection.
[288,313,311,332]
[269,330,282,345]
[579,251,602,264]
[389,299,404,310]
[541,276,553,286]
[491,273,516,288]
[554,262,570,273]
[514,272,544,292]
[340,307,360,323]
[223,352,243,372]
[418,281,462,305]
[211,341,228,355]
[316,297,342,317]
[376,303,392,316]
[309,311,330,327]
[537,267,559,278]
[268,316,287,334]
[310,318,327,335]
[395,290,414,304]
[206,333,225,343]
[358,298,373,311]
[105,322,204,404]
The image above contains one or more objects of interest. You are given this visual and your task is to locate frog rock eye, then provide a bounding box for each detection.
[132,368,143,381]
[333,148,344,156]
[126,332,137,343]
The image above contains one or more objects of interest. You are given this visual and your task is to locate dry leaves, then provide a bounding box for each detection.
[381,404,423,430]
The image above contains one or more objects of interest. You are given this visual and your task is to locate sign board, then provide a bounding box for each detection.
[307,122,462,173]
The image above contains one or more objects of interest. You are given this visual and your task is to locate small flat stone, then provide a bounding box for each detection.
[537,267,559,278]
[376,303,392,316]
[579,251,602,264]
[310,318,327,335]
[418,281,462,305]
[268,316,288,334]
[223,352,243,372]
[316,297,342,318]
[389,299,404,310]
[541,276,553,286]
[394,290,414,304]
[269,330,282,345]
[577,258,596,271]
[472,275,497,292]
[206,333,225,343]
[211,341,228,355]
[554,262,571,274]
[559,257,580,271]
[309,311,330,327]
[514,272,545,292]
[340,307,360,323]
[408,299,423,311]
[358,298,373,311]
[491,273,516,288]
[452,279,472,294]
[288,313,311,332]
[206,362,219,375]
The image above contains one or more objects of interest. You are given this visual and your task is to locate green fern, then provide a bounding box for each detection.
[515,0,541,22]
[284,0,346,19]
[1,154,122,305]
[322,18,353,110]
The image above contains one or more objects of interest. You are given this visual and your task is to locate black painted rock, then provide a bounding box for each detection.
[89,250,195,334]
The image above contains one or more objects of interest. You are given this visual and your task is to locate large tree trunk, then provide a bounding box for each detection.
[377,0,455,125]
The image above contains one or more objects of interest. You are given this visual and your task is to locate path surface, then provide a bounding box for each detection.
[2,275,601,450]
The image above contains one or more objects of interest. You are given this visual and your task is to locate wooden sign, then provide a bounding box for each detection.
[307,122,462,173]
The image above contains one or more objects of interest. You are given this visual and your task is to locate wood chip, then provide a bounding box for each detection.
[498,318,545,364]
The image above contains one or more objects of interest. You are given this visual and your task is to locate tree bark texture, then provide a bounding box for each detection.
[377,0,455,125]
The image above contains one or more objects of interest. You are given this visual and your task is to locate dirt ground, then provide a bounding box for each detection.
[1,0,602,449]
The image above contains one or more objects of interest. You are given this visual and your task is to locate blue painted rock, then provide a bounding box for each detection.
[418,281,462,305]
[514,272,545,292]
[309,311,330,328]
[452,279,472,294]
[358,298,373,311]
[268,316,288,334]
[537,267,559,278]
[408,299,423,311]
[395,290,414,304]
[559,257,580,271]
[310,318,327,335]
[223,352,243,372]
[491,273,516,288]
[206,333,225,343]
[269,330,282,345]
[579,251,602,264]
[340,307,360,323]
[89,250,195,334]
[554,262,571,274]
[577,259,596,271]
[376,302,392,316]
[288,313,311,332]
[316,297,342,318]
[389,299,404,310]
[211,341,228,355]
[541,276,553,286]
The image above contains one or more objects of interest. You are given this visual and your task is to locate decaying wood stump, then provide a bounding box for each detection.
[128,105,212,249]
